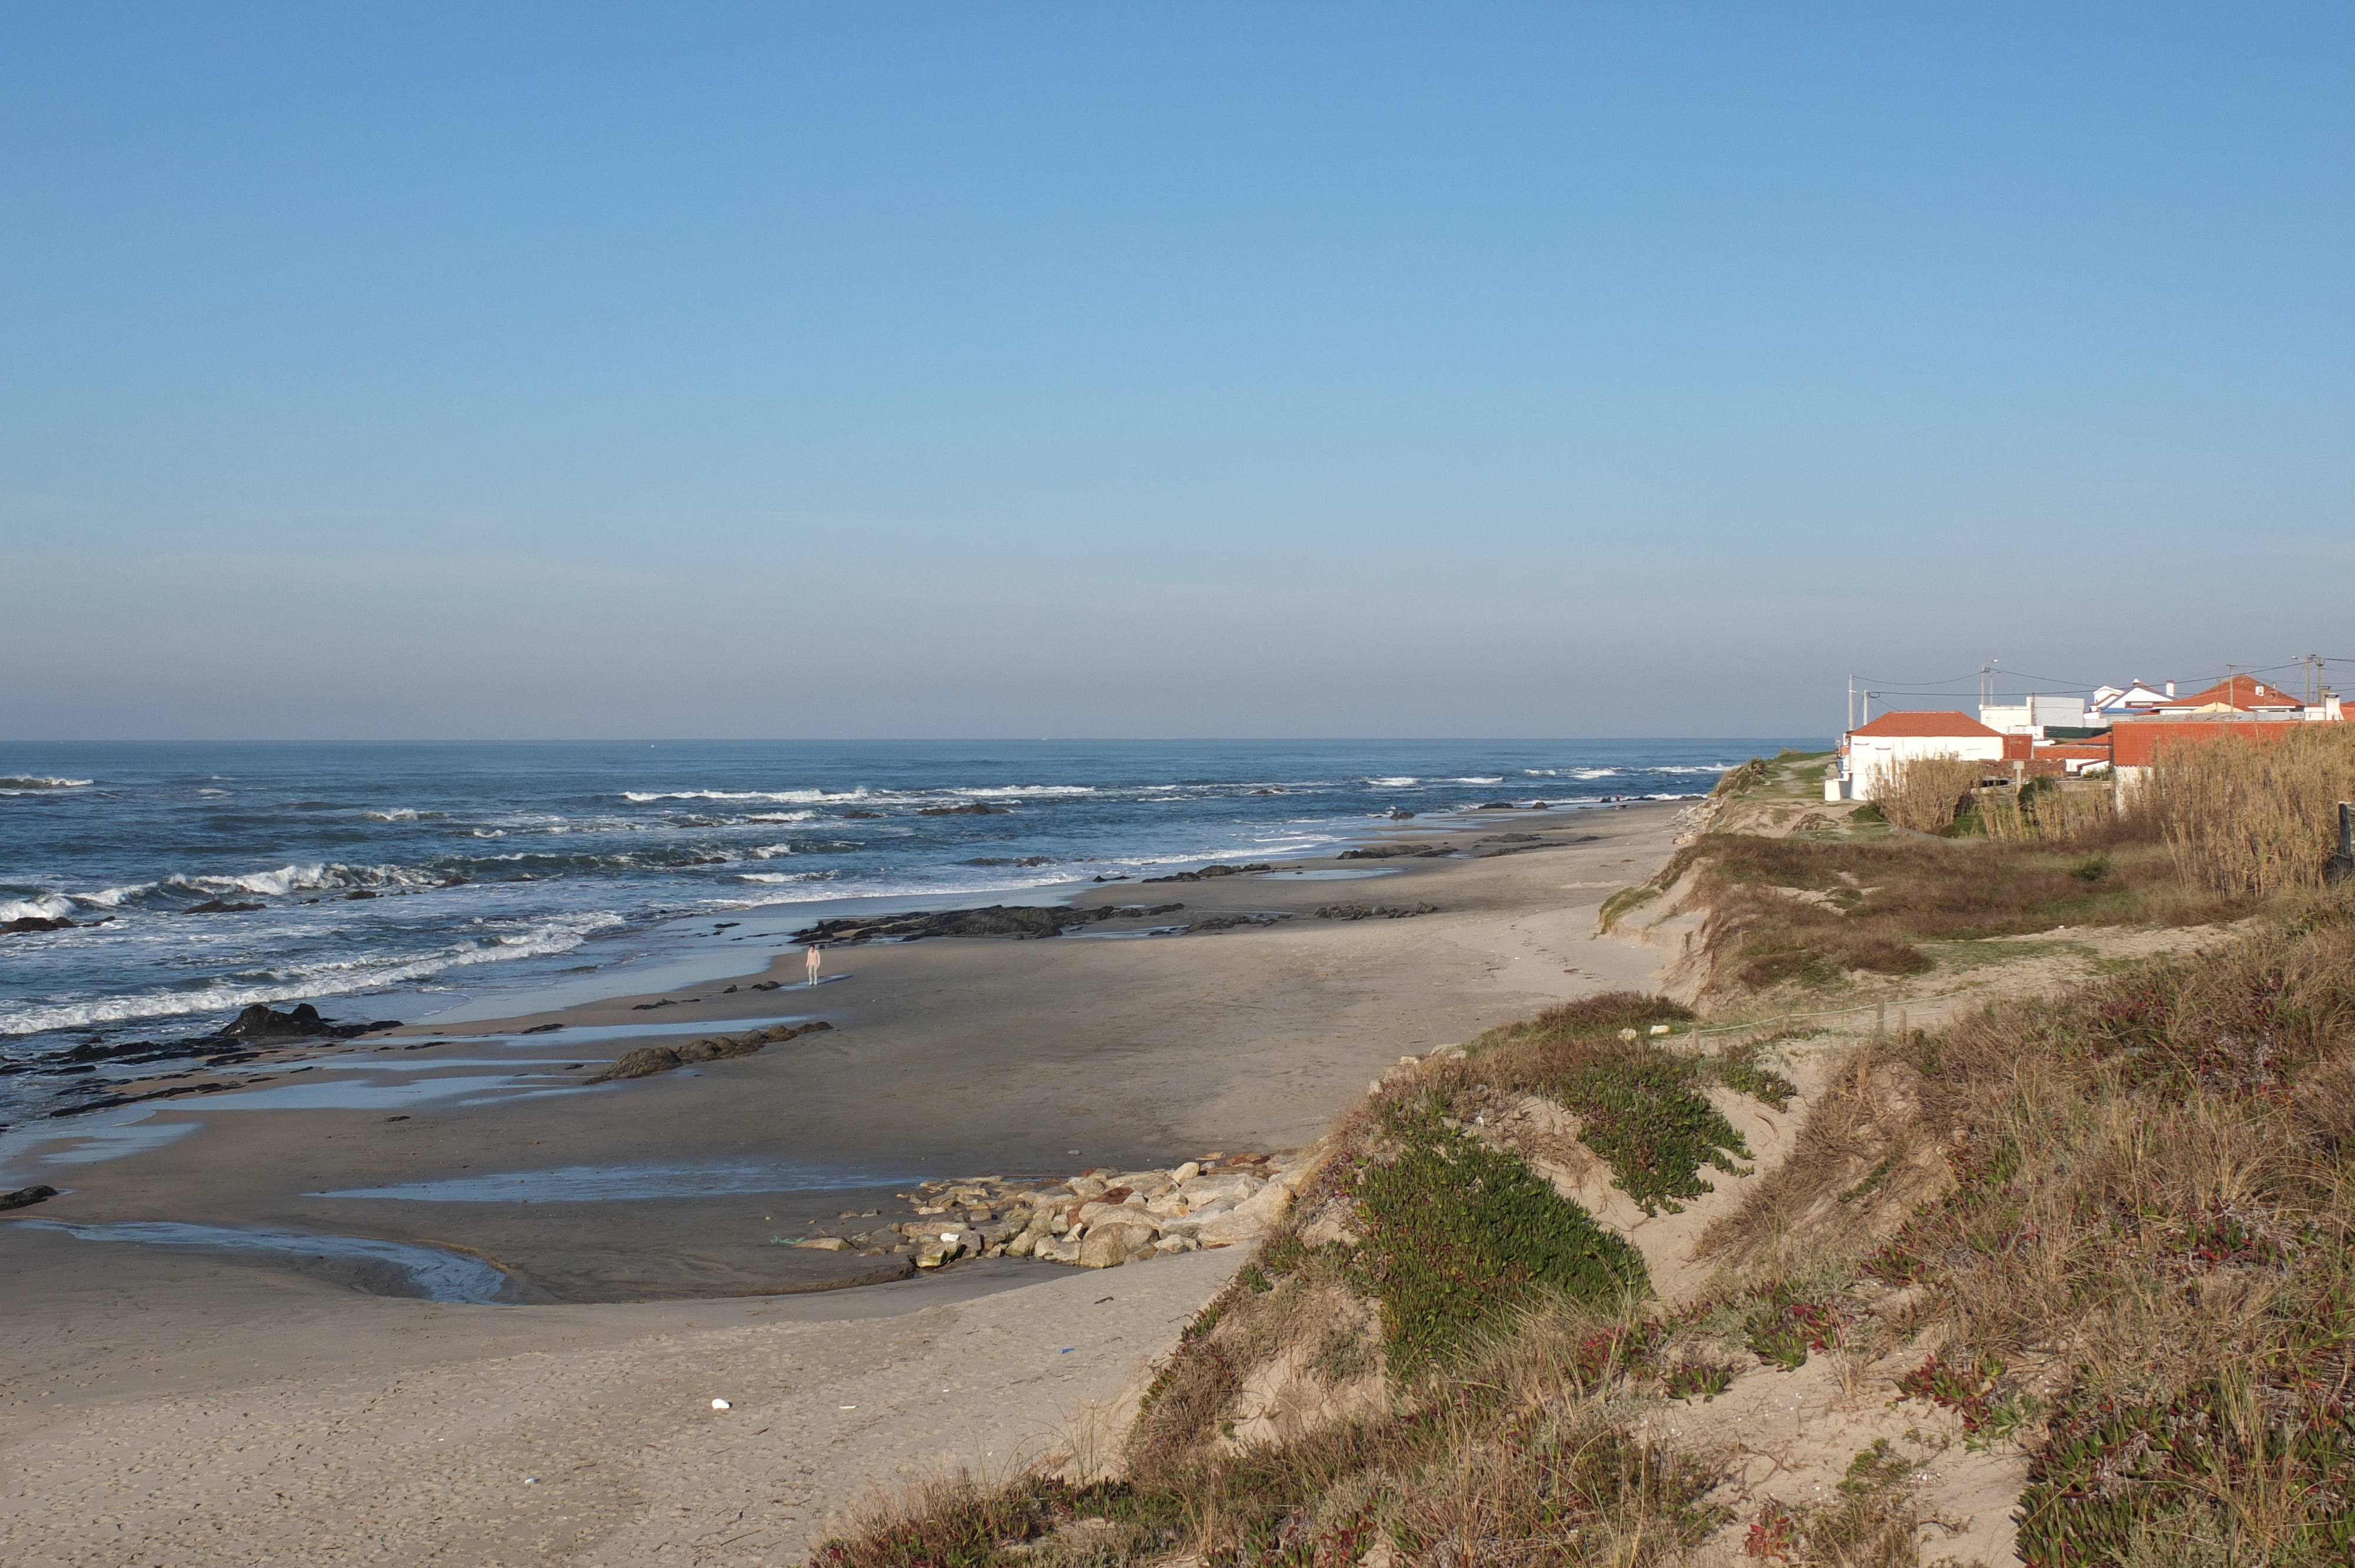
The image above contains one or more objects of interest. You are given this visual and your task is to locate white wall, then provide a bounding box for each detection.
[1848,735,2006,800]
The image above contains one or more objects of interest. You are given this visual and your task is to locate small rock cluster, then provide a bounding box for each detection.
[793,1150,1320,1273]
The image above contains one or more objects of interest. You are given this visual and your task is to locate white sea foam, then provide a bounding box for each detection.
[1368,776,1420,787]
[1572,768,1621,780]
[623,788,864,805]
[0,911,625,1037]
[366,808,423,822]
[1,894,76,922]
[71,883,155,908]
[743,843,795,859]
[945,785,1095,799]
[736,871,824,884]
[1524,769,1560,776]
[162,862,442,898]
[744,811,816,824]
[1452,777,1505,784]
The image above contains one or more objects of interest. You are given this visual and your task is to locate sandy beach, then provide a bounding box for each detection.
[0,801,1686,1563]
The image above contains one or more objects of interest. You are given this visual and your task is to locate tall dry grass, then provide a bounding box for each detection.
[1874,755,1986,833]
[1979,779,2115,844]
[2148,723,2355,897]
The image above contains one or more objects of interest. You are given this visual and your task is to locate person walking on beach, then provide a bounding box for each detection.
[805,945,822,986]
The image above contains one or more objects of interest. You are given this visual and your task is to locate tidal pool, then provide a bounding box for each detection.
[12,1220,512,1303]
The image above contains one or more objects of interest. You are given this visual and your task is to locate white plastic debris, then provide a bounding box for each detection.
[711,1398,732,1410]
[525,1477,540,1485]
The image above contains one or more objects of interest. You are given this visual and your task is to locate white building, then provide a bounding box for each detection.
[1830,710,2008,802]
[1978,695,2088,737]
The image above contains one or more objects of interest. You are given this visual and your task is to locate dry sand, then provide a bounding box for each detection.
[0,803,1687,1564]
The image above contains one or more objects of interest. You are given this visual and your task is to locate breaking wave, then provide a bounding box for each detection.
[0,776,93,792]
[623,789,864,805]
[1,894,77,922]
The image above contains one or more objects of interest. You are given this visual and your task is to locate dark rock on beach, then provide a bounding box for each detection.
[221,1003,402,1041]
[1314,902,1439,920]
[586,1020,833,1085]
[789,904,1183,945]
[1337,844,1455,860]
[1142,863,1272,883]
[1,1185,59,1212]
[1187,913,1288,932]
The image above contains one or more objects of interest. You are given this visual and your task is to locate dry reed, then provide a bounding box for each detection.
[1979,779,2115,844]
[1873,755,1987,833]
[2147,723,2355,896]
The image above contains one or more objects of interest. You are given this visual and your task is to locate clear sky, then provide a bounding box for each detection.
[4,3,2349,740]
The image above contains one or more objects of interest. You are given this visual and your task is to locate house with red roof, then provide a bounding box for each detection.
[1832,710,2007,802]
[2154,675,2316,719]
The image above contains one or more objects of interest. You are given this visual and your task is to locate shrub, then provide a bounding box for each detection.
[1981,778,2117,845]
[1875,755,1989,833]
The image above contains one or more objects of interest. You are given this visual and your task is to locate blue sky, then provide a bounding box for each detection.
[3,3,2348,739]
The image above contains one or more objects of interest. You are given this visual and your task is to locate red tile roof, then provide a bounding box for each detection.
[2174,675,2304,711]
[1849,710,2002,739]
[2110,720,2300,769]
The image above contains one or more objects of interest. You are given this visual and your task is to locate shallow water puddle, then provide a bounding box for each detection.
[0,1106,201,1178]
[195,1072,600,1112]
[11,1219,512,1303]
[313,1158,914,1203]
[1251,867,1405,881]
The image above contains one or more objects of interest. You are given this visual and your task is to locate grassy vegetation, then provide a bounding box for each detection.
[812,746,2355,1568]
[1846,909,2355,1564]
[1349,1102,1647,1371]
[1664,829,2239,995]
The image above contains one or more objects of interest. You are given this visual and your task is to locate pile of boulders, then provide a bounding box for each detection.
[807,1150,1320,1272]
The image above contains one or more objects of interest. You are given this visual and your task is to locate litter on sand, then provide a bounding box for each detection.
[711,1398,732,1410]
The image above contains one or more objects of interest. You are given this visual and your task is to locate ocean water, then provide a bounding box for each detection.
[0,739,1809,1108]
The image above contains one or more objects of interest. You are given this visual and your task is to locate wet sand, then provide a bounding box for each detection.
[0,801,1686,1562]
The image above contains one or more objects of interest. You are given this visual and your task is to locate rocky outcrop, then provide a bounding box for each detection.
[1313,902,1438,921]
[1187,913,1287,932]
[180,899,266,914]
[788,905,1182,945]
[223,1003,396,1041]
[916,802,1009,816]
[0,1185,59,1212]
[585,1020,832,1084]
[3,915,78,934]
[1336,844,1455,860]
[1141,863,1272,883]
